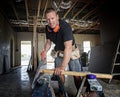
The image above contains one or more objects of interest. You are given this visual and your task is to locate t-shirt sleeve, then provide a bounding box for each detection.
[62,22,73,42]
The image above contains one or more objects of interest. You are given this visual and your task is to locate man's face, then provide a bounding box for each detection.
[45,11,59,28]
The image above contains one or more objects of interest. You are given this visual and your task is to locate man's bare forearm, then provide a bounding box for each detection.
[44,39,51,53]
[61,40,72,69]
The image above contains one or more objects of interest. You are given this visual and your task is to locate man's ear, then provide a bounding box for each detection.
[57,14,59,21]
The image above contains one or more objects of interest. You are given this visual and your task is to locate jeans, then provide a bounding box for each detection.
[55,56,82,72]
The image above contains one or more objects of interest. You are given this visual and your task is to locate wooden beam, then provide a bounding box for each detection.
[37,0,41,17]
[41,0,48,24]
[40,69,112,79]
[10,1,19,20]
[33,17,37,71]
[25,0,29,22]
[81,6,98,20]
[91,15,98,20]
[86,19,99,30]
[72,0,93,19]
[63,0,78,19]
[56,0,63,12]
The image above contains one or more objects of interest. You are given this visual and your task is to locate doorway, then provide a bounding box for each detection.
[83,41,91,53]
[21,41,31,65]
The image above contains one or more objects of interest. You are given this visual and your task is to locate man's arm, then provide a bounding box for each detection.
[54,40,72,75]
[61,40,72,69]
[44,39,52,53]
[42,39,51,60]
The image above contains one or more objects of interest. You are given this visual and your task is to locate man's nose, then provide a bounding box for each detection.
[49,19,52,23]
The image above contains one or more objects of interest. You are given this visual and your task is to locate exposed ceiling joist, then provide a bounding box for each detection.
[37,0,41,18]
[10,1,19,20]
[41,0,48,24]
[25,0,29,22]
[0,0,106,34]
[81,6,98,20]
[63,0,78,19]
[56,0,63,12]
[72,0,93,19]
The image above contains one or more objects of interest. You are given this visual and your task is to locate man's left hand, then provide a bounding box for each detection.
[54,66,65,75]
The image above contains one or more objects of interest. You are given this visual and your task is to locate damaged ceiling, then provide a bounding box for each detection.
[0,0,105,34]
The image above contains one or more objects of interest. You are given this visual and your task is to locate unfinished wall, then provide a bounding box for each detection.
[89,43,116,73]
[89,1,120,74]
[0,12,15,74]
[74,34,100,53]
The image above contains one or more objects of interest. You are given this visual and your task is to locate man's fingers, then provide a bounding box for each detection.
[54,68,63,75]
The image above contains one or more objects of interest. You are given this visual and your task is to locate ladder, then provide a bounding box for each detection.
[109,39,120,83]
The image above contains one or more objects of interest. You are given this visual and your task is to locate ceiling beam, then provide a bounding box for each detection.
[91,15,98,20]
[25,0,29,22]
[41,0,48,24]
[72,0,93,19]
[74,29,100,34]
[63,0,78,19]
[10,1,19,20]
[81,7,98,20]
[37,0,41,18]
[33,16,37,71]
[56,0,63,12]
[87,19,99,29]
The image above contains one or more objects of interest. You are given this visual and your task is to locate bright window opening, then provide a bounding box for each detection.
[83,41,91,53]
[21,41,31,65]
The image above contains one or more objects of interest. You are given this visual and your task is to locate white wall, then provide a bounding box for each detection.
[74,34,101,52]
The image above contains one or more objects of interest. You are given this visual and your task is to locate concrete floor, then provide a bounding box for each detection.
[0,66,33,97]
[0,65,120,97]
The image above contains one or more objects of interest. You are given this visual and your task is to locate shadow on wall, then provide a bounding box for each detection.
[88,43,116,74]
[0,55,10,74]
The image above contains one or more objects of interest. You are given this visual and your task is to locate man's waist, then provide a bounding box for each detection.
[51,44,80,60]
[56,44,77,52]
[56,44,77,56]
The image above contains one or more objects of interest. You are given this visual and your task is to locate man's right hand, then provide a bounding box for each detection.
[41,51,46,61]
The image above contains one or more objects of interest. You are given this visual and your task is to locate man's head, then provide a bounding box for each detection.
[45,8,59,29]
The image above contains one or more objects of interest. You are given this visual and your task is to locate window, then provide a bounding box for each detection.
[21,41,31,65]
[83,41,91,53]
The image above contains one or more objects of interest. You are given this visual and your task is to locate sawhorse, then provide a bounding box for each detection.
[40,69,112,97]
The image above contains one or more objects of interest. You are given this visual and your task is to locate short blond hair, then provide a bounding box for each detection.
[45,8,57,15]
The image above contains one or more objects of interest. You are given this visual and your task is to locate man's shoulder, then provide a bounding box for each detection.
[59,19,68,25]
[59,19,70,28]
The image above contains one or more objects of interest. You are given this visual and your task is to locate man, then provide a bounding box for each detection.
[43,8,82,92]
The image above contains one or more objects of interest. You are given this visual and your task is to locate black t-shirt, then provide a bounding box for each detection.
[46,19,75,51]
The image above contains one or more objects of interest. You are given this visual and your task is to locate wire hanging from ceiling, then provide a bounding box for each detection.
[53,0,72,10]
[60,1,72,9]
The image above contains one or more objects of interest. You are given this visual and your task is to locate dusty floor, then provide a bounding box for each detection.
[0,65,120,97]
[99,79,120,97]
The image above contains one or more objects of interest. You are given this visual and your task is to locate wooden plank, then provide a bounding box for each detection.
[63,0,78,19]
[25,0,29,22]
[33,17,37,71]
[40,69,112,79]
[37,0,41,17]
